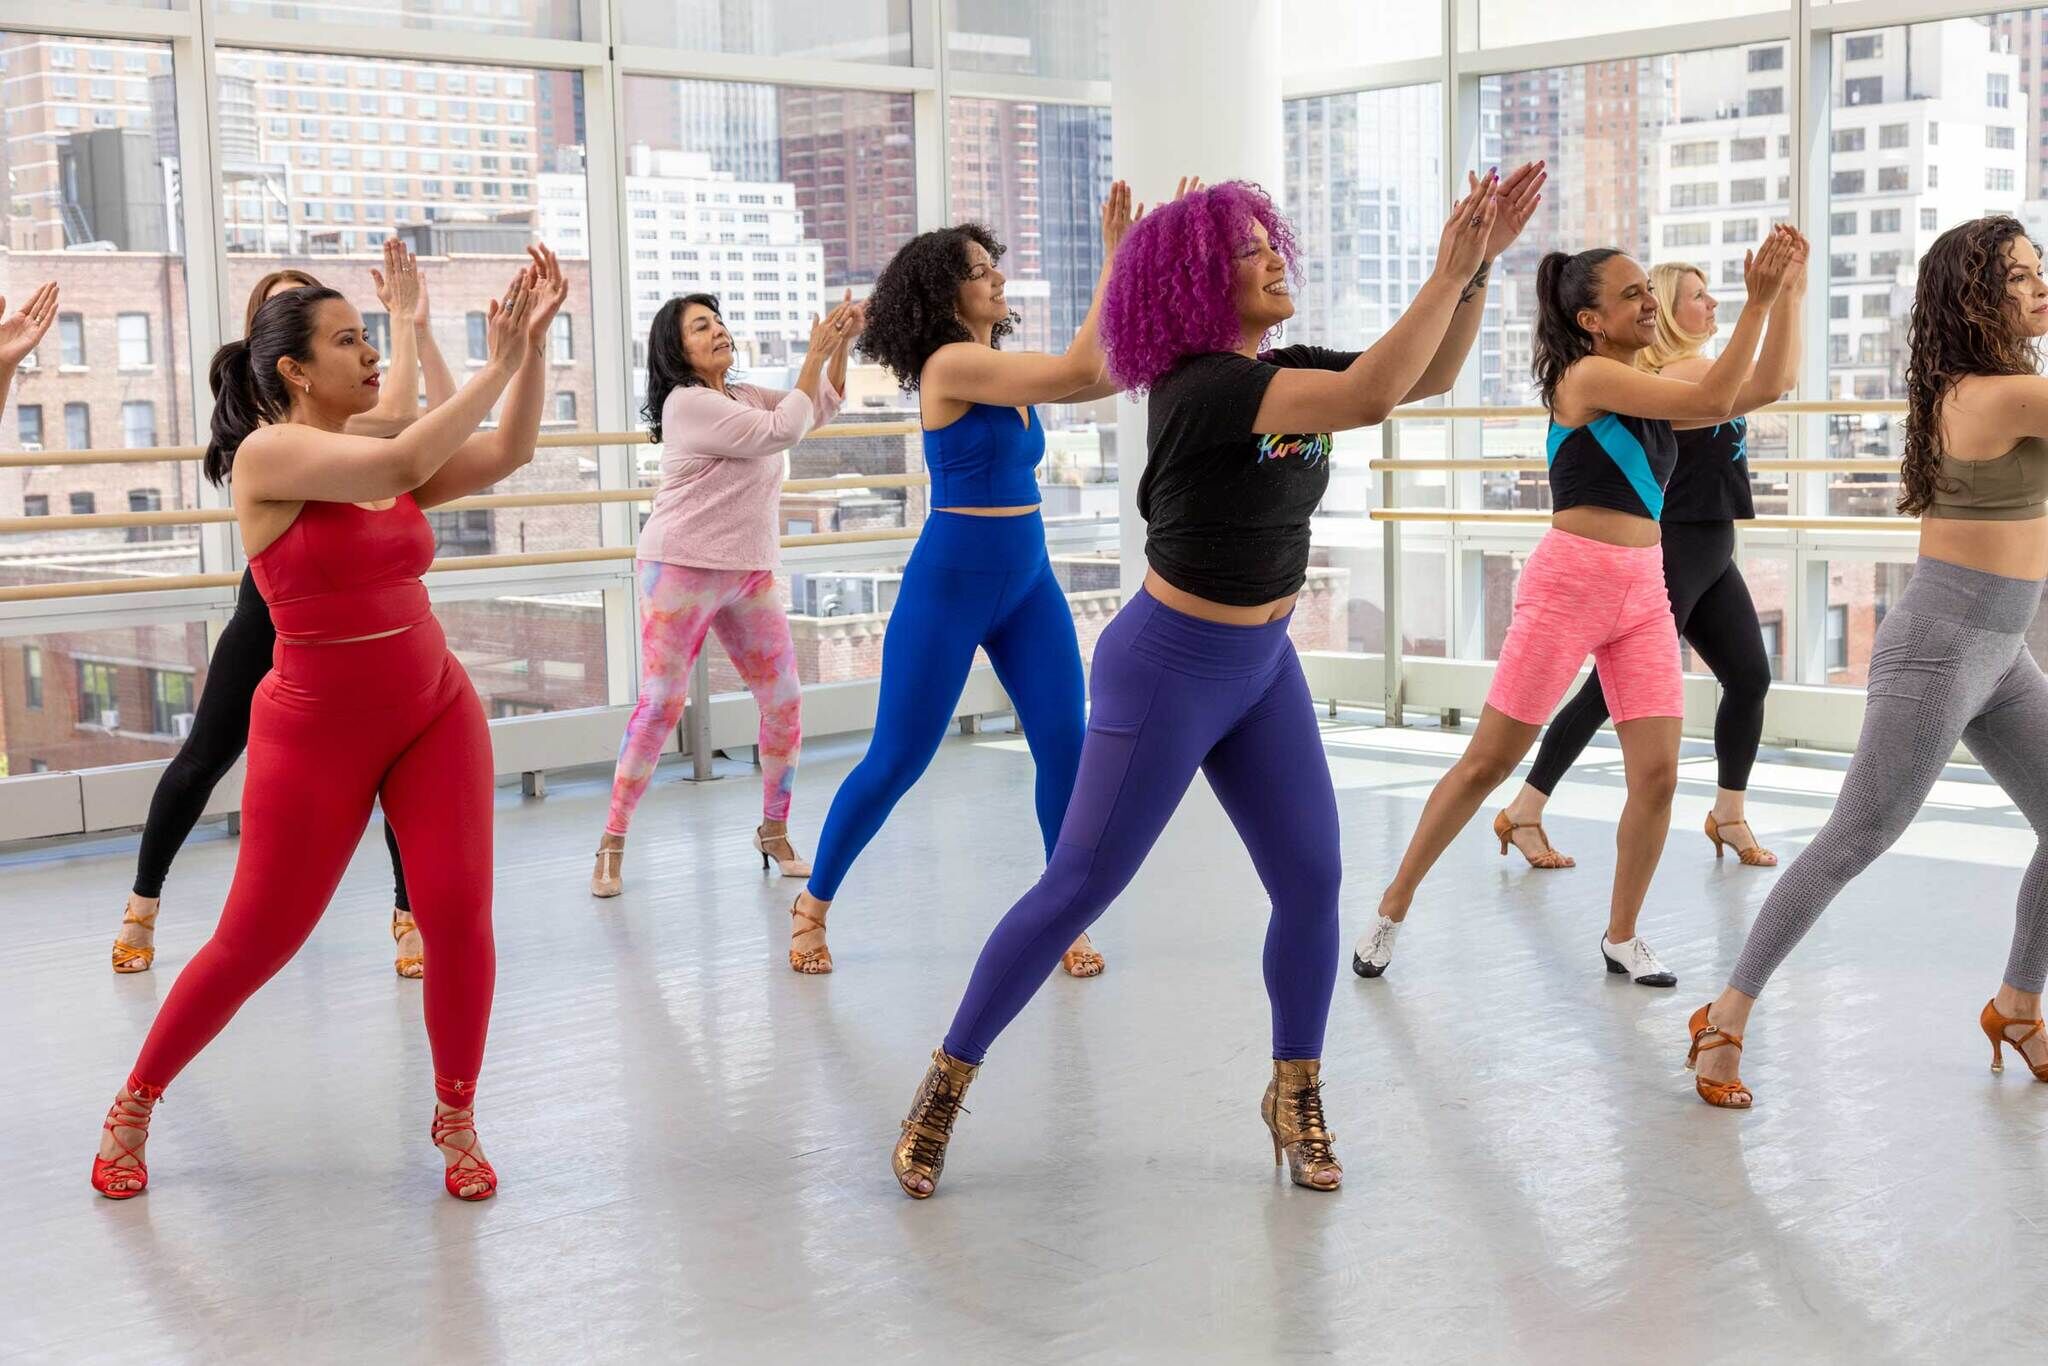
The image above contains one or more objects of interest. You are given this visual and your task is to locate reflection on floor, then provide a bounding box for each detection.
[2,717,2043,1363]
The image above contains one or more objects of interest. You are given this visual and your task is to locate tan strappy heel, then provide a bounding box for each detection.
[1981,999,2048,1081]
[789,896,832,974]
[1262,1058,1342,1191]
[391,910,425,979]
[1492,810,1573,869]
[1686,1003,1754,1108]
[590,838,623,898]
[1704,813,1777,867]
[753,823,812,878]
[111,903,158,974]
[894,1049,978,1198]
[1060,934,1105,978]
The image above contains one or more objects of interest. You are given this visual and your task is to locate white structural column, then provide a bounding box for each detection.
[1109,0,1285,593]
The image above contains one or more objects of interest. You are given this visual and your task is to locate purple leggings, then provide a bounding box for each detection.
[943,588,1342,1064]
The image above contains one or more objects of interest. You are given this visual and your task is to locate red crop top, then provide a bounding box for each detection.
[248,495,435,643]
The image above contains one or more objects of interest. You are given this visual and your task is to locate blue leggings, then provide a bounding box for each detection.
[944,588,1342,1064]
[806,511,1085,901]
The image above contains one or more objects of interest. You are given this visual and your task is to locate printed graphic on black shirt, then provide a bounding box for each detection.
[1255,432,1333,466]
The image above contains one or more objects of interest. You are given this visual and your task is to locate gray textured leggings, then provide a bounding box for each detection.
[1730,556,2048,997]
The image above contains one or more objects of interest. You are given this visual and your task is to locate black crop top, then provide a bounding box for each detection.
[1545,413,1679,521]
[1661,418,1753,522]
[1140,345,1358,606]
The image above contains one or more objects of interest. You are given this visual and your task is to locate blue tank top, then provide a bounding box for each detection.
[1661,417,1753,522]
[1545,413,1679,521]
[923,403,1044,507]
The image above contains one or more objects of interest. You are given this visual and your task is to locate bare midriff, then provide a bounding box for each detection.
[1917,517,2048,581]
[1143,569,1298,625]
[932,504,1040,517]
[1552,504,1661,549]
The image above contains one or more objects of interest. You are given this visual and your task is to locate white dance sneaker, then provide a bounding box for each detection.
[1600,933,1676,988]
[1352,915,1401,979]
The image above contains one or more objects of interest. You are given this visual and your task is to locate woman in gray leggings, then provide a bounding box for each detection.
[1689,214,2048,1108]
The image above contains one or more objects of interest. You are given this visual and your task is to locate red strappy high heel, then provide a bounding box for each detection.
[430,1089,497,1201]
[90,1082,161,1199]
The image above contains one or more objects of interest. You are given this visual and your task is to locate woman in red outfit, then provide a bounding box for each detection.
[91,246,568,1202]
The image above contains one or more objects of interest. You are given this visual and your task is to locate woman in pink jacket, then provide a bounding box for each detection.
[592,291,861,896]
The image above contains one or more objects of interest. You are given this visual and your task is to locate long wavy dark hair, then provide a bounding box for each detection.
[1531,247,1627,409]
[859,224,1014,390]
[642,293,723,442]
[204,285,343,486]
[1900,215,2042,515]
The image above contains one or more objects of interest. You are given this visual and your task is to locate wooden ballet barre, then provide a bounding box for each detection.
[0,524,923,604]
[1376,399,1908,421]
[1368,509,1920,532]
[0,421,921,470]
[1366,458,1902,473]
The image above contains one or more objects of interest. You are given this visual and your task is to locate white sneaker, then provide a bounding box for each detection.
[1600,933,1676,988]
[1352,915,1401,979]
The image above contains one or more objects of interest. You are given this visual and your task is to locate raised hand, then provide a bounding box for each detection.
[1774,223,1811,295]
[370,238,421,320]
[1476,160,1545,260]
[520,241,569,352]
[826,288,865,346]
[1101,180,1138,255]
[1173,175,1204,201]
[485,268,536,370]
[1744,225,1795,302]
[0,281,60,371]
[808,299,857,356]
[1434,172,1498,284]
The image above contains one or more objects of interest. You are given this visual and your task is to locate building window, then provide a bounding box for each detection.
[126,487,165,543]
[1870,250,1904,278]
[1990,73,2011,109]
[1830,296,1850,320]
[1671,183,1718,209]
[1663,223,1712,248]
[58,313,85,366]
[552,391,576,422]
[1671,141,1719,167]
[1843,76,1883,107]
[1831,128,1865,153]
[121,402,157,449]
[1829,333,1851,365]
[1844,34,1883,61]
[364,311,391,357]
[1748,46,1784,73]
[24,646,42,710]
[1729,136,1767,162]
[70,491,96,515]
[1721,259,1745,286]
[65,403,91,449]
[147,669,195,736]
[117,314,152,368]
[1921,207,1938,230]
[1746,88,1785,116]
[24,494,49,516]
[18,404,42,449]
[76,660,118,727]
[1830,253,1858,279]
[427,508,493,556]
[1730,178,1766,204]
[466,310,488,362]
[1989,125,2017,150]
[1831,211,1858,236]
[1862,293,1891,318]
[1831,170,1866,196]
[1826,605,1849,671]
[1879,123,1909,149]
[549,314,574,363]
[1987,167,2016,193]
[1723,219,1760,244]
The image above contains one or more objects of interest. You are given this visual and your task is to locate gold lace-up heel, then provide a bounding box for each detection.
[1261,1058,1343,1191]
[893,1048,978,1199]
[590,838,623,898]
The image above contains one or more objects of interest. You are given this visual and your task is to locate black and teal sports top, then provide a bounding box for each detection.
[1545,413,1680,521]
[1661,418,1753,522]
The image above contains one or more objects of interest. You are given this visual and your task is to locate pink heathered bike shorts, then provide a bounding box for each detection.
[1485,527,1683,726]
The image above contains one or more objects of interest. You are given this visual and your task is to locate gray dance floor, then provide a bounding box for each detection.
[3,717,2045,1364]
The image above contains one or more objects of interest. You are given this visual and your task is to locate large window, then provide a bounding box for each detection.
[218,0,580,40]
[623,1,910,63]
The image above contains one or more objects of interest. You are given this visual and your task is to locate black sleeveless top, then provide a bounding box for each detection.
[1662,417,1753,522]
[1545,413,1679,521]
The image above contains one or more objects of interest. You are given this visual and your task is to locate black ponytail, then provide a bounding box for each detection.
[1531,247,1625,410]
[642,292,722,442]
[203,284,343,485]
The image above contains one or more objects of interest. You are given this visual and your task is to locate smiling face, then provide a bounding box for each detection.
[1231,217,1293,335]
[679,300,734,383]
[954,237,1008,333]
[2002,235,2048,339]
[1578,255,1657,352]
[277,297,382,417]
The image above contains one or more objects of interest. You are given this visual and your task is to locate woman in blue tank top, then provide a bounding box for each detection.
[786,182,1141,976]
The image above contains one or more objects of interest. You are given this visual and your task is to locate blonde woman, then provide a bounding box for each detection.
[1476,242,1805,880]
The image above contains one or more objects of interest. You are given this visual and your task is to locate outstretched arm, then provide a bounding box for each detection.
[1402,162,1545,402]
[349,238,423,435]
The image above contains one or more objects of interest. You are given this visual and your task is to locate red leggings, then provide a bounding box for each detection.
[130,619,495,1108]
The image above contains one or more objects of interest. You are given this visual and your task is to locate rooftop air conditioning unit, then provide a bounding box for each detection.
[171,712,195,739]
[98,707,120,730]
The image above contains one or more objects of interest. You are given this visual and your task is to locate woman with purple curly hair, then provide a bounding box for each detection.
[892,166,1546,1201]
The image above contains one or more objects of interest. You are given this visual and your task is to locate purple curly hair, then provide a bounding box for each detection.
[1100,181,1301,392]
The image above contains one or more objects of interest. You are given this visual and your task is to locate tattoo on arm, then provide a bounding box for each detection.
[1459,261,1493,306]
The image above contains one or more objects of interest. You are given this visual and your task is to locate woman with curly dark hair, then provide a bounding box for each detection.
[787,182,1138,977]
[1686,215,2048,1110]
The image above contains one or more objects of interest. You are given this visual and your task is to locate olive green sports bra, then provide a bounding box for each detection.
[1925,437,2048,520]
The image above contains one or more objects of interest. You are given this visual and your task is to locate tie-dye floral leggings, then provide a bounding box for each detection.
[606,561,802,834]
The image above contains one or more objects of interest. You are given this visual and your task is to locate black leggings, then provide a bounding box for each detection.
[1525,520,1770,795]
[132,569,411,908]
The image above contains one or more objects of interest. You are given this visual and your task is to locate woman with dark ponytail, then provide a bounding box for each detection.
[1687,215,2048,1110]
[1358,230,1797,991]
[91,245,568,1203]
[112,241,448,980]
